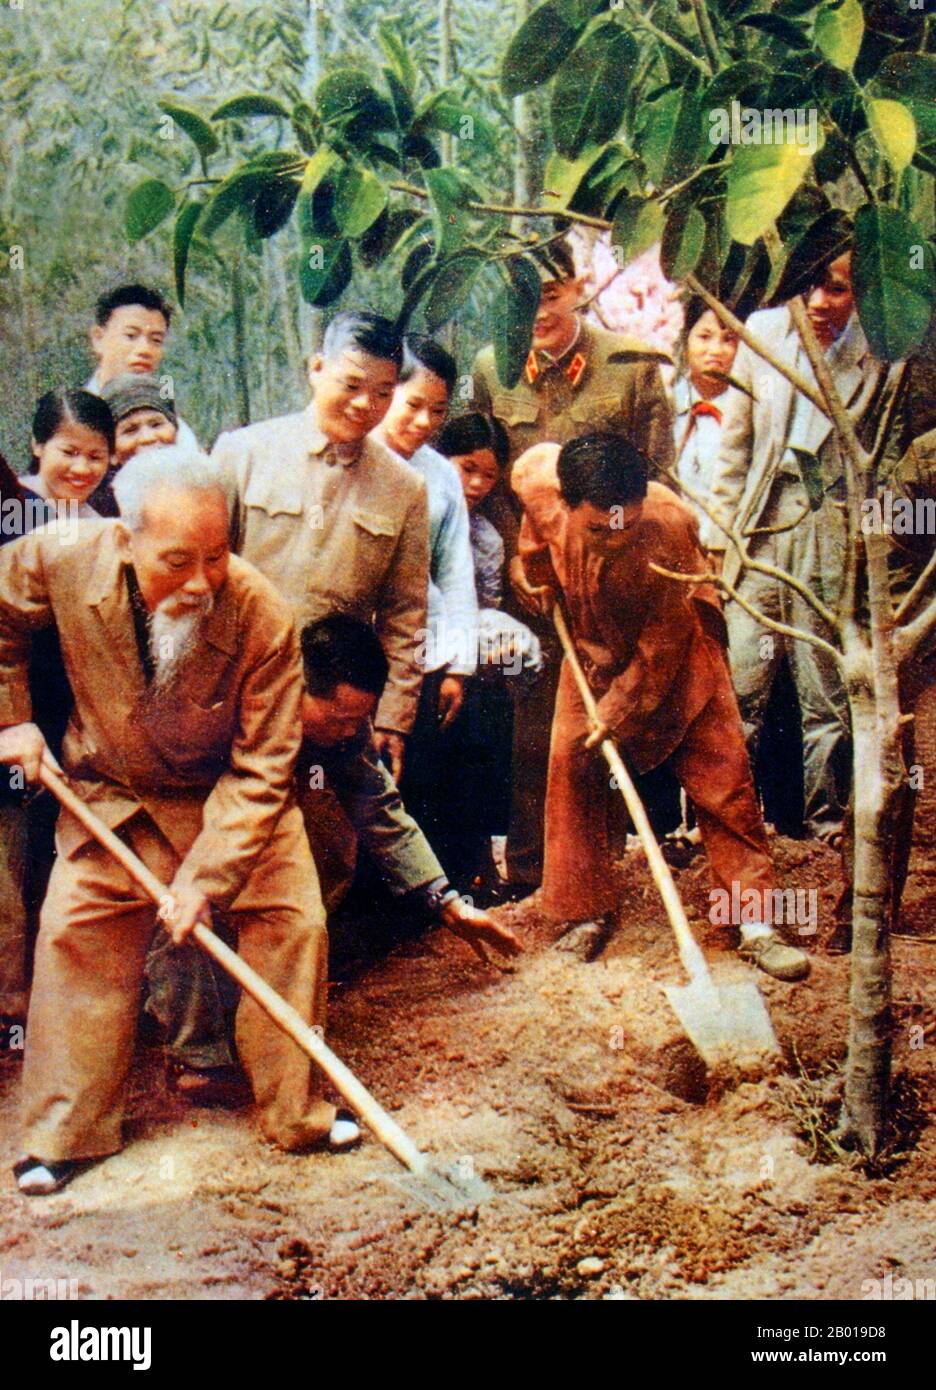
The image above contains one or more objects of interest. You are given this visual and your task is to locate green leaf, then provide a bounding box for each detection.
[607,348,673,367]
[660,205,706,281]
[173,200,202,305]
[252,178,300,238]
[331,166,387,238]
[789,448,826,510]
[384,68,414,129]
[413,92,497,154]
[300,236,352,306]
[703,62,772,111]
[402,240,435,293]
[491,256,541,389]
[550,23,635,159]
[636,84,707,188]
[813,0,864,72]
[423,249,487,331]
[871,56,936,148]
[726,141,816,245]
[126,179,174,242]
[211,94,291,120]
[359,207,423,267]
[542,145,606,209]
[317,69,384,126]
[200,169,268,238]
[572,143,638,218]
[158,101,220,160]
[611,196,665,265]
[376,20,417,94]
[295,147,344,236]
[401,133,441,169]
[292,101,320,155]
[501,0,604,98]
[425,167,476,255]
[737,14,811,48]
[769,207,852,304]
[853,204,936,360]
[865,98,917,180]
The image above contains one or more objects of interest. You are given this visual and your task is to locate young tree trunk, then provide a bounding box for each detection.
[839,685,901,1156]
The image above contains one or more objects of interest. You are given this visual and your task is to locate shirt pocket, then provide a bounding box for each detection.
[241,478,304,564]
[569,393,621,430]
[491,394,539,429]
[141,692,238,781]
[340,508,400,602]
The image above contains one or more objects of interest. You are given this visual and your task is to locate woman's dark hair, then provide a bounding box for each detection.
[30,389,115,473]
[300,615,389,699]
[679,295,712,345]
[400,334,457,395]
[436,412,510,470]
[557,432,649,510]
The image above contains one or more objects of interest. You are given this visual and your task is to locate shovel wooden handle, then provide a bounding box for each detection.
[552,607,711,985]
[38,761,429,1177]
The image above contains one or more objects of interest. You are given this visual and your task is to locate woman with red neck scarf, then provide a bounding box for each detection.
[670,297,739,523]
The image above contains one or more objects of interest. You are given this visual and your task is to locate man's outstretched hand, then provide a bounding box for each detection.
[440,896,522,967]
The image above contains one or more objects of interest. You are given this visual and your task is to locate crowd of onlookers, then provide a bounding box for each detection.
[2,233,935,1047]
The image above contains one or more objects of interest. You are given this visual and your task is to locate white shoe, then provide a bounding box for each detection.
[328,1113,361,1151]
[14,1158,77,1195]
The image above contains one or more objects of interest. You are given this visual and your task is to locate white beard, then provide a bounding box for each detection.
[148,594,213,689]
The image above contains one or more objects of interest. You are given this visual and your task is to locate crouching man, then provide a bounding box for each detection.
[296,615,520,962]
[0,446,355,1197]
[513,433,810,982]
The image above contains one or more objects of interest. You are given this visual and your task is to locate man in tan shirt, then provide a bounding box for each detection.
[212,311,429,783]
[0,448,356,1195]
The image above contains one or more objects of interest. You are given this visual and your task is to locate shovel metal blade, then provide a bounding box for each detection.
[390,1165,494,1213]
[664,974,780,1069]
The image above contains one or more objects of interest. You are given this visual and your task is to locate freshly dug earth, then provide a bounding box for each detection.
[0,834,933,1302]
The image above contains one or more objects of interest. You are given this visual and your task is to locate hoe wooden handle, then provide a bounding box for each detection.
[38,761,430,1177]
[552,606,711,985]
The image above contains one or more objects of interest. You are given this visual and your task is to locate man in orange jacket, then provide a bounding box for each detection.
[512,433,809,981]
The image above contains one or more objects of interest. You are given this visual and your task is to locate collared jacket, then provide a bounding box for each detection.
[472,318,674,547]
[513,446,728,773]
[702,307,902,588]
[0,520,303,907]
[212,405,429,734]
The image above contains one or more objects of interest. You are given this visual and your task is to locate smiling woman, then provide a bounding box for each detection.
[25,388,114,512]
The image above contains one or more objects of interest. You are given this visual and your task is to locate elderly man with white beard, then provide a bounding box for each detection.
[0,446,356,1196]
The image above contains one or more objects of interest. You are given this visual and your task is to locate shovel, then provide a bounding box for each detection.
[552,607,780,1069]
[38,762,491,1211]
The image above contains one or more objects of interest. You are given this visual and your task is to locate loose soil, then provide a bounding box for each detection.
[1,833,933,1302]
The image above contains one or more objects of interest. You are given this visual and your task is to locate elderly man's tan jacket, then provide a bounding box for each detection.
[0,521,303,907]
[212,406,429,734]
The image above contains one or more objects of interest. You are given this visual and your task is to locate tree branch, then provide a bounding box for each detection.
[387,180,614,231]
[893,545,936,626]
[620,4,712,74]
[895,587,936,664]
[649,563,844,665]
[655,461,842,636]
[688,0,721,76]
[685,273,829,415]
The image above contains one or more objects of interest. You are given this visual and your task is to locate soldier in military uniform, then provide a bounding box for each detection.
[471,240,675,893]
